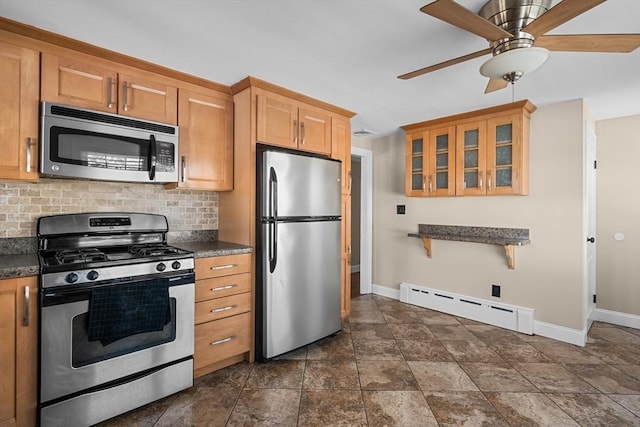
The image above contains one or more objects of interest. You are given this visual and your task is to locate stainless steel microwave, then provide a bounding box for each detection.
[40,102,179,183]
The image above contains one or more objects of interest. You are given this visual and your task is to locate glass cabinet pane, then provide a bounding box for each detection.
[436,134,448,151]
[464,150,478,168]
[495,145,512,166]
[464,171,478,188]
[436,171,448,189]
[464,129,479,148]
[496,124,512,143]
[411,156,422,172]
[436,153,448,169]
[411,174,423,190]
[496,168,512,187]
[412,139,423,155]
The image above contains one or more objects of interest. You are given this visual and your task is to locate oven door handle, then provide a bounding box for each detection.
[149,134,157,181]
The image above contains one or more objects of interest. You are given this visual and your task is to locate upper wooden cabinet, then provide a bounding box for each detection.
[165,87,234,191]
[257,92,332,156]
[0,40,39,182]
[41,52,178,125]
[402,100,536,197]
[0,276,38,427]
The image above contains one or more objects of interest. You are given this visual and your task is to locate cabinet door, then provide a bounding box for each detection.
[487,113,527,195]
[428,126,456,196]
[175,88,233,190]
[331,116,351,196]
[298,107,331,155]
[456,121,487,196]
[0,42,39,181]
[0,277,37,427]
[41,52,118,113]
[118,72,177,124]
[256,94,298,150]
[405,131,429,196]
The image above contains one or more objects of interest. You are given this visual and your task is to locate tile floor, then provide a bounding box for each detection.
[100,294,640,426]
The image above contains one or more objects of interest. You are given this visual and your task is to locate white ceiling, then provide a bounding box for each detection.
[2,0,639,136]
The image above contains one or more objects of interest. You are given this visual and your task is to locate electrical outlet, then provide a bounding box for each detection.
[491,284,501,298]
[396,205,406,215]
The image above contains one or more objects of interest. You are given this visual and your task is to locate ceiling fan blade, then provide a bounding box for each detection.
[420,0,511,41]
[522,0,606,37]
[537,34,640,52]
[398,48,492,80]
[485,78,509,94]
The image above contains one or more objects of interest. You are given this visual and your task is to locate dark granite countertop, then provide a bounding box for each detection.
[0,240,252,279]
[409,224,530,246]
[0,253,40,279]
[170,240,253,258]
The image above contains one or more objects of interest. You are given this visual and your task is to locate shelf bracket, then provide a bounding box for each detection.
[421,237,432,258]
[504,245,515,270]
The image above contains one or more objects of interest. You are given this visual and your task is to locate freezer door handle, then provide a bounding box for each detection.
[269,167,278,218]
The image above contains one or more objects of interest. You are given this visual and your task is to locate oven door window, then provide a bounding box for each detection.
[51,126,149,171]
[71,279,177,368]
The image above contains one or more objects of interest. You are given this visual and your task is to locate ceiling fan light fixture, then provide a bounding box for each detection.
[480,46,549,81]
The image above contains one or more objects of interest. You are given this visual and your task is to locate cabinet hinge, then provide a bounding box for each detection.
[593,294,597,304]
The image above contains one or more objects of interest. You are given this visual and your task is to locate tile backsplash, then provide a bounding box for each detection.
[0,179,218,238]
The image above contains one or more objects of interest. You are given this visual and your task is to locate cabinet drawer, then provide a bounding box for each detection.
[195,253,251,280]
[195,292,251,324]
[195,272,251,302]
[194,312,251,370]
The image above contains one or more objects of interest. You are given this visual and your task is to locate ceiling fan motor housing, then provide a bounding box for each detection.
[479,0,552,54]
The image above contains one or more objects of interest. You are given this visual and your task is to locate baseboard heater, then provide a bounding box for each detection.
[399,282,534,334]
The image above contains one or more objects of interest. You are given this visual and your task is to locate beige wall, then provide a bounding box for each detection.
[0,179,218,238]
[596,115,640,316]
[370,100,587,330]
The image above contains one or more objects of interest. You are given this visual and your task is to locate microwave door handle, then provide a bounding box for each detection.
[149,134,157,181]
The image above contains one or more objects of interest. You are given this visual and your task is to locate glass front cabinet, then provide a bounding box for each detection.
[403,100,535,197]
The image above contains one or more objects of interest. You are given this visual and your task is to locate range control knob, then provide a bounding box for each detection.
[65,272,79,283]
[171,261,181,270]
[87,270,99,281]
[156,263,167,272]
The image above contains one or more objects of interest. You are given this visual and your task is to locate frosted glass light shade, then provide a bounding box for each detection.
[480,47,550,79]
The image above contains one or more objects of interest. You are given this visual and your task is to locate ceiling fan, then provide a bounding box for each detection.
[398,0,640,93]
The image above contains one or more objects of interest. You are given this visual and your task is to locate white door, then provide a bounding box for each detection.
[585,122,597,322]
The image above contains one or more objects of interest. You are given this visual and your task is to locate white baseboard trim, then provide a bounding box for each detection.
[351,264,360,274]
[370,282,590,347]
[371,283,400,300]
[592,308,640,330]
[533,320,587,347]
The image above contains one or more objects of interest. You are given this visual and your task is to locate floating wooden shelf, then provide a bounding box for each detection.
[409,224,530,270]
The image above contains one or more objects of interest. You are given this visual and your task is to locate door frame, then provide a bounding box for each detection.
[584,121,597,328]
[352,146,373,294]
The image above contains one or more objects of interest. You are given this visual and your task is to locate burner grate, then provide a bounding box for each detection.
[129,244,181,257]
[55,248,109,265]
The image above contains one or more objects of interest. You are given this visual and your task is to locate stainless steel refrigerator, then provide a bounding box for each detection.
[256,147,342,360]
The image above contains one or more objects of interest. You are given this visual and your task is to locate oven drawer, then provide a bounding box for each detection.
[195,272,251,302]
[195,253,251,280]
[195,292,251,324]
[194,312,251,370]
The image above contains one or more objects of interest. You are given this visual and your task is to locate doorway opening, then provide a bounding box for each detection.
[350,147,373,297]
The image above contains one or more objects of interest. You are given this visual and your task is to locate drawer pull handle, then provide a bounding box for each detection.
[211,284,238,291]
[210,264,237,271]
[211,336,236,346]
[211,305,236,313]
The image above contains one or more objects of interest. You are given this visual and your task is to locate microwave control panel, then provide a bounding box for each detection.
[157,142,176,172]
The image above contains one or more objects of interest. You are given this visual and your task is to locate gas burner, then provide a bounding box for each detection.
[55,248,109,265]
[129,244,181,257]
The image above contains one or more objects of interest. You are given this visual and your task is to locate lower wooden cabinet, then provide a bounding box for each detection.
[193,253,253,377]
[0,276,37,427]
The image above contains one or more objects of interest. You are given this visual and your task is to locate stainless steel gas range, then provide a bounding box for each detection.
[37,212,195,427]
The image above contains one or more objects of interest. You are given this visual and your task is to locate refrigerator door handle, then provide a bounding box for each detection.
[269,221,278,273]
